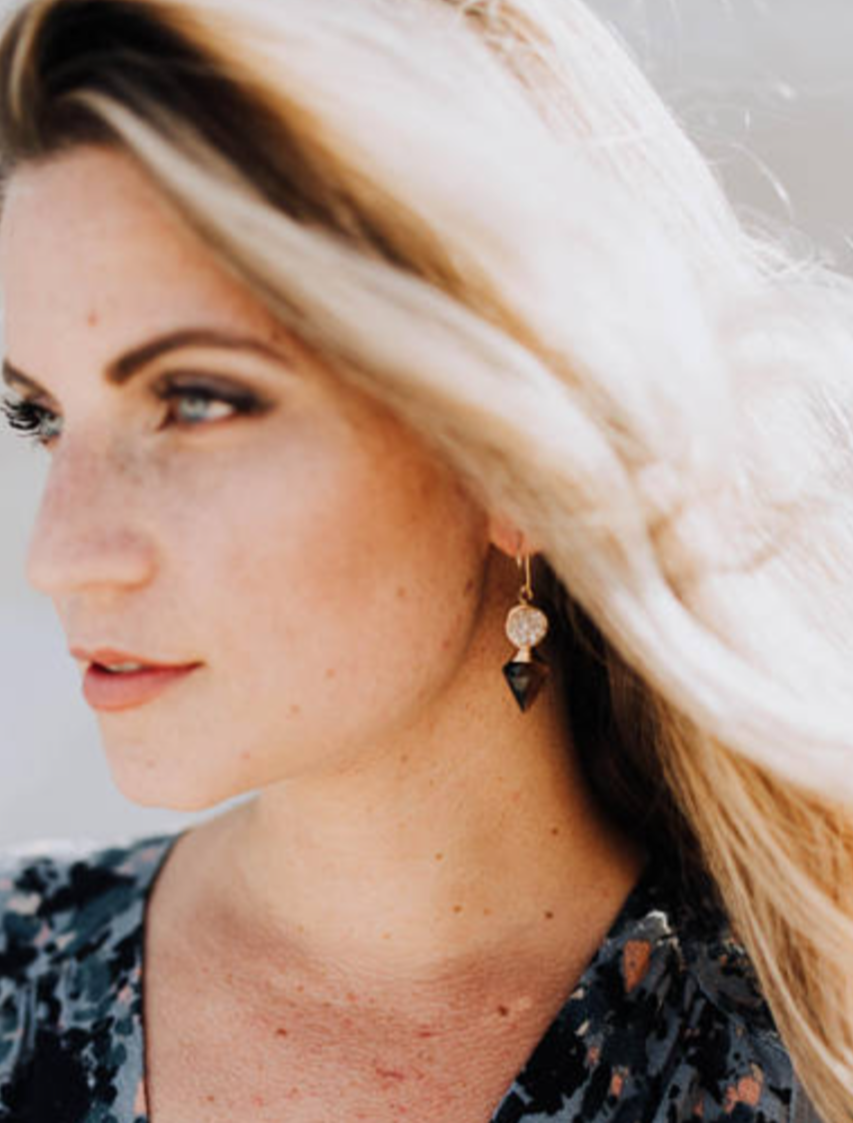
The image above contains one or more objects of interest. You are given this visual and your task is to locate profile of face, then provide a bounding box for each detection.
[0,146,511,811]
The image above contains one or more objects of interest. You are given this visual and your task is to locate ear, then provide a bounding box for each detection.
[487,514,541,559]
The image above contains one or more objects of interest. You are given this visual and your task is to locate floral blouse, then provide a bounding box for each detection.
[0,830,810,1122]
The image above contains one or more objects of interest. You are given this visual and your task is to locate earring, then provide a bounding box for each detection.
[502,552,550,713]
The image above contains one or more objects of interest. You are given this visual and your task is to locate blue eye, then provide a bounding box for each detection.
[154,379,268,430]
[159,386,239,426]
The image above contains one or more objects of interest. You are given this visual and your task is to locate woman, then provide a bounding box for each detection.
[0,0,851,1120]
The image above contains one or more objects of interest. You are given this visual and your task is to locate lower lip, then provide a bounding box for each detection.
[83,663,201,712]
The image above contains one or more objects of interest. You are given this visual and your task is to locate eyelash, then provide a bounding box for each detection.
[1,382,262,448]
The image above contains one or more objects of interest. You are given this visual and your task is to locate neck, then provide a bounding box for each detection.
[176,652,646,996]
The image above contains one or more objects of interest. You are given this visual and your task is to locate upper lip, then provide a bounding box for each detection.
[70,646,201,669]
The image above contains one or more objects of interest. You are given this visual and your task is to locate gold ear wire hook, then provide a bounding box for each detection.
[516,553,533,604]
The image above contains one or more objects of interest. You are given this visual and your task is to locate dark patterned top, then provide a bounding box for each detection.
[0,830,797,1123]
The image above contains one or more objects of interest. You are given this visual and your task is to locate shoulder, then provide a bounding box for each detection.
[0,832,175,1117]
[0,832,178,1050]
[0,832,173,985]
[502,866,797,1123]
[663,891,795,1123]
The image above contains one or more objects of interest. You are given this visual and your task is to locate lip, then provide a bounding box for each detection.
[82,662,202,712]
[70,646,194,669]
[69,647,202,713]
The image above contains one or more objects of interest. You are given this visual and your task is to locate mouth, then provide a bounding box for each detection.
[83,662,202,712]
[70,648,203,712]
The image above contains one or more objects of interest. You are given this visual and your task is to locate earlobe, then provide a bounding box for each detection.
[487,514,538,559]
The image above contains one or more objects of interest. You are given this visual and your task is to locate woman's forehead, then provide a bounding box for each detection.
[0,146,230,295]
[0,149,293,369]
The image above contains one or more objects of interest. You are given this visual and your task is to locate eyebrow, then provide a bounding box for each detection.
[1,327,292,394]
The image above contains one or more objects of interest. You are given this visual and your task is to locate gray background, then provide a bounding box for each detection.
[0,1,850,845]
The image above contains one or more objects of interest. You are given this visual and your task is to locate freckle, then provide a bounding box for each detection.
[375,1065,406,1081]
[399,753,409,763]
[417,1029,435,1038]
[551,827,560,836]
[325,667,337,679]
[382,931,392,940]
[452,904,463,914]
[434,852,444,861]
[296,983,304,993]
[441,637,450,650]
[289,703,301,715]
[206,1094,216,1103]
[275,1027,288,1037]
[497,1004,510,1017]
[86,309,99,326]
[395,585,407,600]
[346,991,357,1003]
[544,910,554,920]
[483,907,492,916]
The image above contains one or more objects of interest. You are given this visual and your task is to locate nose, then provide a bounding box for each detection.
[25,436,158,598]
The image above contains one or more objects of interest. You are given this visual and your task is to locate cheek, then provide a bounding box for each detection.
[161,417,487,747]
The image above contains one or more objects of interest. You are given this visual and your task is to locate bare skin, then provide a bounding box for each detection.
[142,804,644,1122]
[0,146,647,1122]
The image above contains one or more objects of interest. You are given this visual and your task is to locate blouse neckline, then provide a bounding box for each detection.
[122,829,685,1122]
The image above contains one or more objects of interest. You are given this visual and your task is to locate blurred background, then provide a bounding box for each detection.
[0,0,851,845]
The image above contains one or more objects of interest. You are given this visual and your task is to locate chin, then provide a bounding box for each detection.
[103,753,244,814]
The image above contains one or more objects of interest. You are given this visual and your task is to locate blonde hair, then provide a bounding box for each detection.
[1,0,853,1117]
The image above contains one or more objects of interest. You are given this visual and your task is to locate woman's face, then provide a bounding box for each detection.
[0,146,498,810]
